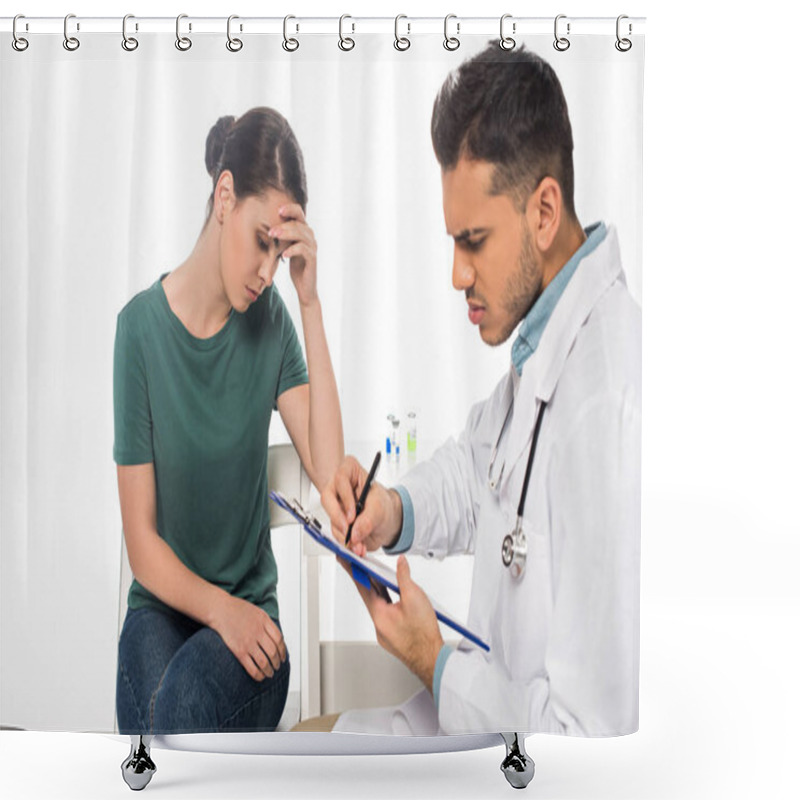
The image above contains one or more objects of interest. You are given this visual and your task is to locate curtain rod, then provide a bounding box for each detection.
[1,16,646,37]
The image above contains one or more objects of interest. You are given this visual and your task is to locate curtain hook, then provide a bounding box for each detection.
[553,14,570,51]
[443,14,460,51]
[175,14,192,51]
[122,14,139,52]
[63,13,80,52]
[226,15,243,52]
[339,14,355,51]
[499,14,516,51]
[12,14,29,52]
[283,15,299,52]
[615,15,632,52]
[394,14,411,51]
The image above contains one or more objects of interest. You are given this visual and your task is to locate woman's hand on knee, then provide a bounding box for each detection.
[212,594,287,682]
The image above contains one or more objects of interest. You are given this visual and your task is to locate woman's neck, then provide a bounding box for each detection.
[163,222,232,339]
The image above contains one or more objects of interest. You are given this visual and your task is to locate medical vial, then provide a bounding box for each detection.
[386,414,397,456]
[406,412,417,454]
[392,417,401,462]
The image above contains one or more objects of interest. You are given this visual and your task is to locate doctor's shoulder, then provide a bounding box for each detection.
[595,278,641,385]
[561,282,641,410]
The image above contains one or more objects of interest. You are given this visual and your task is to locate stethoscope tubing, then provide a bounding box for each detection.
[500,399,547,578]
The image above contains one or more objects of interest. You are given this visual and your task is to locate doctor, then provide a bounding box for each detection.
[322,43,641,736]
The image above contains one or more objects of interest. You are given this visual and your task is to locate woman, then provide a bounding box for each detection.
[113,108,343,734]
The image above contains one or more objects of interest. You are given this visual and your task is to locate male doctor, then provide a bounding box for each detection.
[322,43,641,736]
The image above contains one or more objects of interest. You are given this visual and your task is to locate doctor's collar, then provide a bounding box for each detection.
[511,222,607,375]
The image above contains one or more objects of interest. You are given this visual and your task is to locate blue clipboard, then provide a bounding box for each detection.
[270,490,490,653]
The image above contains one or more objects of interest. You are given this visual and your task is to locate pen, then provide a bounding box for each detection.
[345,450,381,547]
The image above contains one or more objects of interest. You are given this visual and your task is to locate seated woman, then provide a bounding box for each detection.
[114,107,343,734]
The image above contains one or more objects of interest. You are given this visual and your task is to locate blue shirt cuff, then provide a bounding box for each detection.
[432,644,454,710]
[384,485,415,554]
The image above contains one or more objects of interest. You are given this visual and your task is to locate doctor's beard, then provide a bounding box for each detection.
[494,220,542,346]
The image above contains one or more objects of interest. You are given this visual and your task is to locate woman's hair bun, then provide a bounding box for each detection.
[204,115,236,176]
[202,107,308,221]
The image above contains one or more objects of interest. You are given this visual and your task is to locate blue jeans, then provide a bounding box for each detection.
[116,605,290,734]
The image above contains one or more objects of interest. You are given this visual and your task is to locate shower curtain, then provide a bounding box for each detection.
[0,16,644,743]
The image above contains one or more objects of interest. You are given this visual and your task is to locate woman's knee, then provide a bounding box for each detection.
[118,607,194,680]
[220,655,291,732]
[151,625,291,733]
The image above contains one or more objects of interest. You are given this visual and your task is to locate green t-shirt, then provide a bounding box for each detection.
[113,275,308,621]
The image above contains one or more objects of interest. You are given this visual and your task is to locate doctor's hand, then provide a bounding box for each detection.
[340,555,444,694]
[211,594,287,682]
[322,455,403,557]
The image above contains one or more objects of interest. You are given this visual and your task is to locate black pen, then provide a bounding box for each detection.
[345,451,381,547]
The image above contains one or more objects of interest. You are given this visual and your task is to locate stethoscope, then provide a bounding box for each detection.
[487,398,548,580]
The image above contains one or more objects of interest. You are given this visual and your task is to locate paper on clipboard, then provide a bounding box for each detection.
[270,490,490,653]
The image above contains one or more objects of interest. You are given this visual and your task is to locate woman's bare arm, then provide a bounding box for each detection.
[277,298,344,492]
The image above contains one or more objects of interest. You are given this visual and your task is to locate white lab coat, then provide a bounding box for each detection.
[336,226,641,737]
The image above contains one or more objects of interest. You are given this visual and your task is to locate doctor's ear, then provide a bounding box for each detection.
[525,177,562,253]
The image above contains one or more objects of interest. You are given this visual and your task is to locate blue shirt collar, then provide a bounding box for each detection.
[511,221,607,375]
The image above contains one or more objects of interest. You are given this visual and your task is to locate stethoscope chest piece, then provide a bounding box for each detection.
[498,398,547,581]
[502,520,527,579]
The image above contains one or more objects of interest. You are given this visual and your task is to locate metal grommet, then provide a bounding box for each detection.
[394,14,411,51]
[122,14,139,51]
[499,14,516,51]
[12,15,29,52]
[176,14,192,51]
[282,15,299,52]
[226,15,243,52]
[338,14,355,51]
[63,13,80,51]
[553,14,570,52]
[443,14,460,51]
[615,14,632,52]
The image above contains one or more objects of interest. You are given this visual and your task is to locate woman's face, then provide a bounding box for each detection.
[218,186,293,313]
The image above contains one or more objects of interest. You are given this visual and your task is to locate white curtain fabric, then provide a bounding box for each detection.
[1,31,643,730]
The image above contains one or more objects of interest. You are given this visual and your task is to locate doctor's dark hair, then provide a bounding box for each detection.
[431,42,576,218]
[204,107,308,222]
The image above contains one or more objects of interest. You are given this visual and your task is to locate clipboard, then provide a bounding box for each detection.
[270,490,490,653]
